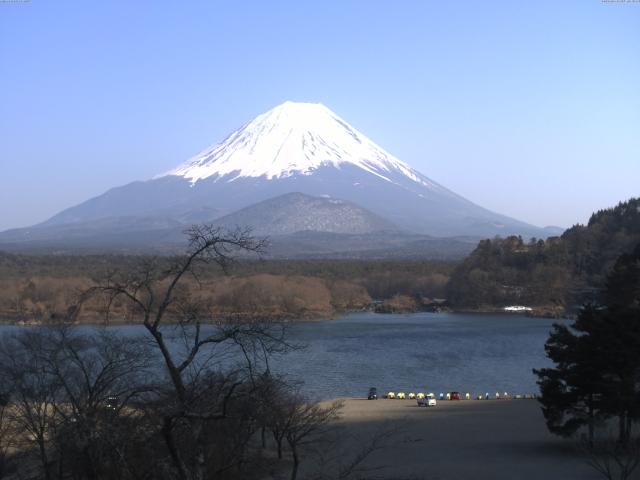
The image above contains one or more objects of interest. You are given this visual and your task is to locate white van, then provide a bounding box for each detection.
[417,393,437,407]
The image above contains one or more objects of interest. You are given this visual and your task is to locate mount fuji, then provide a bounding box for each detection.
[0,101,557,255]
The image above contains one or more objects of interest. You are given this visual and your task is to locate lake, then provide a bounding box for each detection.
[0,312,564,400]
[269,312,563,399]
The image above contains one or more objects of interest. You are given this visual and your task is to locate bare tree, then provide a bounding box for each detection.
[581,436,640,480]
[1,226,316,479]
[0,386,13,479]
[0,326,157,480]
[78,225,294,480]
[45,327,155,479]
[268,393,343,480]
[0,330,60,480]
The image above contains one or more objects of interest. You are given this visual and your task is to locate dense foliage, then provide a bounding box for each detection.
[447,198,640,310]
[534,244,640,445]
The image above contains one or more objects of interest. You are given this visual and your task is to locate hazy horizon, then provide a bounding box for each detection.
[1,1,639,231]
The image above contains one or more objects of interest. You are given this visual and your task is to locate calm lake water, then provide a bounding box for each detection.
[270,312,563,399]
[0,312,564,400]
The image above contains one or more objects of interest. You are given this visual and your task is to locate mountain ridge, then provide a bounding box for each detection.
[3,101,557,247]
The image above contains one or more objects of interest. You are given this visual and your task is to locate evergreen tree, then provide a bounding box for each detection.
[534,305,607,444]
[597,244,640,444]
[535,244,640,445]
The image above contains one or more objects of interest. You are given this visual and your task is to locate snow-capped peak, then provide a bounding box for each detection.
[160,101,432,187]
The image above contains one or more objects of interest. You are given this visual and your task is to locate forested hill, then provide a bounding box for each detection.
[446,198,640,311]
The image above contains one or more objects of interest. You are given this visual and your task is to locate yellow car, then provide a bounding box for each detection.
[408,392,416,399]
[416,392,425,399]
[387,391,395,399]
[397,392,406,399]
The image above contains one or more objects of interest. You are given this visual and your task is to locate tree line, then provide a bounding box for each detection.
[447,198,640,311]
[0,254,453,323]
[2,197,639,319]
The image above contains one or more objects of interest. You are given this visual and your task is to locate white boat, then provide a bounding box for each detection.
[503,306,532,312]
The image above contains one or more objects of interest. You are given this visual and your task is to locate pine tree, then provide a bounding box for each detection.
[534,244,640,445]
[534,305,606,444]
[597,244,640,444]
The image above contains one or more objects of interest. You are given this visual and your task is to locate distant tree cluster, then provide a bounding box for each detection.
[0,252,454,323]
[210,274,371,318]
[446,235,570,309]
[447,198,640,310]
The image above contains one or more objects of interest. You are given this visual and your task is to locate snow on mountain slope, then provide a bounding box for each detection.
[11,100,552,241]
[162,101,442,191]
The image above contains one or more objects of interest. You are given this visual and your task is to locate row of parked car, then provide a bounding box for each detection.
[367,388,437,406]
[367,388,536,404]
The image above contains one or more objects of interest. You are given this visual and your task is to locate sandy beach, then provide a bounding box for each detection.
[310,397,600,480]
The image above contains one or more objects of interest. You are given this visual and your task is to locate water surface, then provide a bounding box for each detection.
[0,312,563,400]
[269,312,562,399]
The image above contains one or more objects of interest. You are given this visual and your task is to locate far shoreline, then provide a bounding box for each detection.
[0,307,570,327]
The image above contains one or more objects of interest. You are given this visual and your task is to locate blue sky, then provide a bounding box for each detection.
[1,0,638,231]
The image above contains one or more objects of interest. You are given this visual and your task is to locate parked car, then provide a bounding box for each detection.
[449,391,461,400]
[418,393,437,407]
[397,392,406,399]
[387,391,395,399]
[408,392,416,399]
[416,392,425,399]
[368,388,378,400]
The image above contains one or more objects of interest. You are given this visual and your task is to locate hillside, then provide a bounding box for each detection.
[446,198,640,311]
[212,192,398,235]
